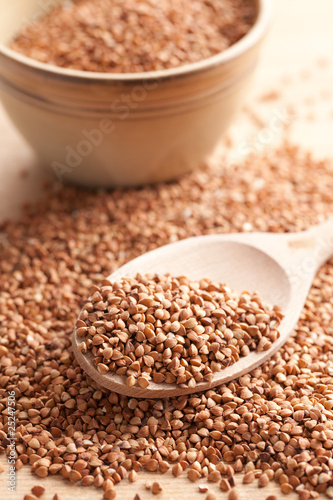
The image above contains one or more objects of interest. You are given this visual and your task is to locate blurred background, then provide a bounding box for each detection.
[0,0,333,221]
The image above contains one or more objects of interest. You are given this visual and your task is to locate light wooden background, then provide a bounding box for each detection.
[1,1,333,498]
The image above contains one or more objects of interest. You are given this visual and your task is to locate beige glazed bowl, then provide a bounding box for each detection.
[0,0,270,188]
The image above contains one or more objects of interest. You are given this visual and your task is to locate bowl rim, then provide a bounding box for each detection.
[0,0,271,82]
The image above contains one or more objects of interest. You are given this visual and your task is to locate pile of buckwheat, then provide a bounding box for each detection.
[76,274,282,389]
[10,0,256,73]
[0,142,333,500]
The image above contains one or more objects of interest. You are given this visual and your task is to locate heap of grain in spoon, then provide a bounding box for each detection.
[75,274,283,389]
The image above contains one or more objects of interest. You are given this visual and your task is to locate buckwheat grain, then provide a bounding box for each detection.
[0,141,332,500]
[11,0,256,73]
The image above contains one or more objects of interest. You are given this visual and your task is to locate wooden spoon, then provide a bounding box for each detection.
[73,218,333,398]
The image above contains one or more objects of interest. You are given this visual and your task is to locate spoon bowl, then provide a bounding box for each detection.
[73,219,333,397]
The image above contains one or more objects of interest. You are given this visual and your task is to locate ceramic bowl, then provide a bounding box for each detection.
[0,0,270,187]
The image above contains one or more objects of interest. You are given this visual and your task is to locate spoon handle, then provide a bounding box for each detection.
[304,217,333,270]
[271,218,333,284]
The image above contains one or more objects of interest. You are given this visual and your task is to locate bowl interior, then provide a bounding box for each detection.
[0,0,265,81]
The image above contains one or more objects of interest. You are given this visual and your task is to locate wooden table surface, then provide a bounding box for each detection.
[1,1,333,498]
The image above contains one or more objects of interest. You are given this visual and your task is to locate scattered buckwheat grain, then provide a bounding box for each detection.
[104,488,117,499]
[228,490,239,500]
[243,471,255,484]
[151,481,163,495]
[31,486,45,497]
[198,485,209,493]
[0,140,333,500]
[145,481,152,490]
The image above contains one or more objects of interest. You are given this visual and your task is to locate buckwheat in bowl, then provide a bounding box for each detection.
[0,0,270,187]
